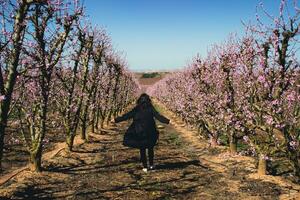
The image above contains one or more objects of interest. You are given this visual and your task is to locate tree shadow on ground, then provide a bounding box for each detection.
[6,184,55,200]
[0,178,88,200]
[45,155,140,175]
[155,160,209,170]
[0,120,289,200]
[71,149,104,154]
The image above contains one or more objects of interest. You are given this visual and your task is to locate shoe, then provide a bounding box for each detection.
[142,168,148,173]
[149,165,155,170]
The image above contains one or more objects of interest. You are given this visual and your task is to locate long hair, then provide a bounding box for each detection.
[136,93,152,109]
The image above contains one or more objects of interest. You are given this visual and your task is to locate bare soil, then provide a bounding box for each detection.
[134,72,169,93]
[0,102,299,199]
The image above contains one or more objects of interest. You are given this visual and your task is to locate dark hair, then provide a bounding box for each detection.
[136,93,152,109]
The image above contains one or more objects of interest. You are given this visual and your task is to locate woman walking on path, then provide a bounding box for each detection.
[114,93,170,172]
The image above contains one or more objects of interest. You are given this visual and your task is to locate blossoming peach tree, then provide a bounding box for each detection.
[0,0,48,171]
[13,0,82,171]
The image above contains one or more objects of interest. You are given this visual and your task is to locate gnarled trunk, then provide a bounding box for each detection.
[80,122,87,140]
[29,148,42,172]
[0,1,30,171]
[257,154,268,175]
[66,133,75,152]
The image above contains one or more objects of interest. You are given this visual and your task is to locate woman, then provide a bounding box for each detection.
[114,93,170,172]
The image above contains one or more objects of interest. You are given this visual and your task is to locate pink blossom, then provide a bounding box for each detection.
[286,92,296,102]
[243,135,249,142]
[289,141,299,150]
[271,99,279,105]
[257,75,265,83]
[260,154,272,161]
[0,95,5,102]
[264,115,274,125]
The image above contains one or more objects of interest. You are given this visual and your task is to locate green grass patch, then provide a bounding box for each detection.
[153,104,165,114]
[141,72,159,78]
[218,134,229,146]
[167,132,182,146]
[237,141,249,151]
[218,134,249,151]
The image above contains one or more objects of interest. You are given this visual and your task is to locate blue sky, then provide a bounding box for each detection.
[83,0,283,71]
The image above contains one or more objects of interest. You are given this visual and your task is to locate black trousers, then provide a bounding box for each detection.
[140,147,154,168]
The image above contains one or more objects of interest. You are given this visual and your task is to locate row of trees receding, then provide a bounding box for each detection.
[148,1,300,179]
[0,0,140,172]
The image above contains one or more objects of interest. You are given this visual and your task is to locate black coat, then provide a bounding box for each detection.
[115,105,170,148]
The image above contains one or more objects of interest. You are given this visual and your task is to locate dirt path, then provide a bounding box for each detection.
[0,104,299,199]
[0,136,84,186]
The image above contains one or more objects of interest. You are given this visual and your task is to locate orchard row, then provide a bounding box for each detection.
[148,1,300,179]
[0,0,140,172]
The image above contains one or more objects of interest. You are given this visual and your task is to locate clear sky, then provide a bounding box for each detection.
[83,0,283,71]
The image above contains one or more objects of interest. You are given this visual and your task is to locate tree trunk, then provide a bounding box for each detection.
[81,122,87,140]
[293,160,300,179]
[258,155,268,175]
[229,135,237,154]
[0,105,9,171]
[91,108,97,133]
[0,1,30,172]
[289,151,300,179]
[29,148,42,172]
[95,108,100,131]
[106,111,112,126]
[29,87,48,172]
[66,134,75,152]
[80,106,88,140]
[0,122,6,171]
[91,121,95,133]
